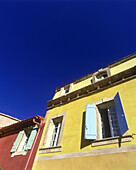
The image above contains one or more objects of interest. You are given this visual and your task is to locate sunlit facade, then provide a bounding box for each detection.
[33,53,136,170]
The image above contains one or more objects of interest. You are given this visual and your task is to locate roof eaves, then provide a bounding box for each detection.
[55,52,136,91]
[0,115,44,138]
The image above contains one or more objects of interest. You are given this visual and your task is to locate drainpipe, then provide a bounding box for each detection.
[24,116,44,170]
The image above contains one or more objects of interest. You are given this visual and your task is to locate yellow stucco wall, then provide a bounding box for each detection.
[53,90,60,99]
[39,79,136,155]
[71,77,92,93]
[33,56,136,170]
[33,151,136,170]
[110,57,136,76]
[33,77,136,170]
[53,57,136,99]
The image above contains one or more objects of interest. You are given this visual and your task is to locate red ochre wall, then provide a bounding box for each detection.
[0,133,30,170]
[0,124,45,170]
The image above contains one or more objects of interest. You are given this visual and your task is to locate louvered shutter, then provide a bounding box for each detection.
[10,130,24,153]
[25,127,38,150]
[84,104,97,140]
[114,92,129,136]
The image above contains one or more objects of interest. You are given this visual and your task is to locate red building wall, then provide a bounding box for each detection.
[0,124,44,170]
[0,133,30,170]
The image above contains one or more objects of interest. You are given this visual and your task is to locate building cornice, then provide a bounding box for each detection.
[47,66,136,110]
[55,53,136,91]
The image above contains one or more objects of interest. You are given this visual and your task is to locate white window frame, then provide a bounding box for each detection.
[40,112,67,153]
[97,102,120,140]
[90,96,130,147]
[50,122,62,147]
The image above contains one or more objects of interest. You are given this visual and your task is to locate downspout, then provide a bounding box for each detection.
[24,116,44,170]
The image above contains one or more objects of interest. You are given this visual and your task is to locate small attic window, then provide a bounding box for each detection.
[59,83,73,97]
[92,68,111,83]
[64,86,70,94]
[65,88,69,94]
[96,71,108,80]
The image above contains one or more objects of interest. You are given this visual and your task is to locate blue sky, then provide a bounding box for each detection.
[0,1,136,120]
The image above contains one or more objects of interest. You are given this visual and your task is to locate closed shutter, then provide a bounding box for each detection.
[84,104,97,140]
[10,130,24,153]
[114,92,129,136]
[25,127,38,150]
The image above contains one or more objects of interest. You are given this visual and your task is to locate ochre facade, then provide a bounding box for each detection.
[33,54,136,170]
[0,116,44,170]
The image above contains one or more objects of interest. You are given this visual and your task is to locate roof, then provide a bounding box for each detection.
[55,52,136,91]
[0,115,44,138]
[0,112,20,121]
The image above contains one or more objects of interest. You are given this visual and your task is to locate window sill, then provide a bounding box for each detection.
[39,145,62,154]
[92,135,132,147]
[11,150,27,157]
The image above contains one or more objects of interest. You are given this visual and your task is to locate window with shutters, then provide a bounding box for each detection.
[97,101,120,139]
[40,112,67,153]
[10,126,38,157]
[17,128,31,152]
[84,92,131,146]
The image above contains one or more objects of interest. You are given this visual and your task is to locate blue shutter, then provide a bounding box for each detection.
[114,92,129,136]
[84,104,97,140]
[10,130,24,153]
[25,127,38,150]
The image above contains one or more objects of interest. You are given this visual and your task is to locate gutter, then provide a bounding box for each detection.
[24,116,44,170]
[0,116,41,138]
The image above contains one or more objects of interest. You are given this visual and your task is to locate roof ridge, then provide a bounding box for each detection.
[0,112,20,121]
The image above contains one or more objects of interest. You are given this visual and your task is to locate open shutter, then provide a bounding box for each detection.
[84,104,97,140]
[25,127,38,150]
[114,92,129,136]
[10,130,24,153]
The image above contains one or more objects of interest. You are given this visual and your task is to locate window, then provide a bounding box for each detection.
[40,112,67,153]
[59,83,73,96]
[84,92,130,146]
[65,88,69,94]
[10,126,38,157]
[97,101,120,139]
[50,119,62,147]
[17,129,31,152]
[92,68,111,83]
[96,71,108,81]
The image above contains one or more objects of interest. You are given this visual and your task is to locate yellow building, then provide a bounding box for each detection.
[33,53,136,170]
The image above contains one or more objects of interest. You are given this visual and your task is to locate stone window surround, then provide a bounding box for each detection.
[59,83,73,97]
[90,96,131,147]
[11,150,27,157]
[39,112,67,154]
[92,68,111,83]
